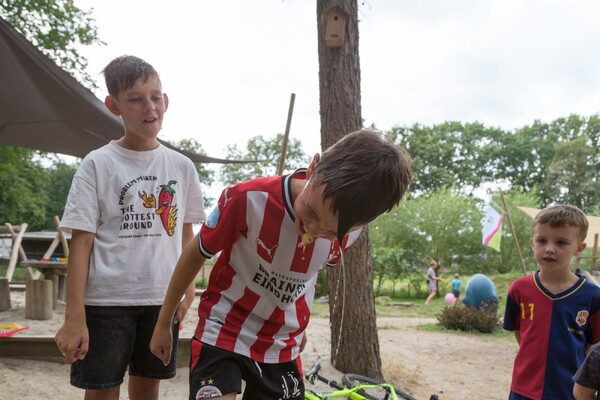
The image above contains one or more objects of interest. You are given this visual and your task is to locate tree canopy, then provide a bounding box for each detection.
[0,0,103,89]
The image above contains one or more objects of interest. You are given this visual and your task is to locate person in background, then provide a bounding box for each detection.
[54,55,205,400]
[451,273,462,303]
[425,259,444,305]
[573,341,600,399]
[503,204,600,400]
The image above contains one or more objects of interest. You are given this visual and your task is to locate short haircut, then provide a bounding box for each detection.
[532,204,588,243]
[310,130,412,242]
[102,55,159,97]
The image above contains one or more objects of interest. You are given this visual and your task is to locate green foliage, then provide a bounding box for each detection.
[0,147,49,230]
[0,0,104,89]
[219,134,310,186]
[370,187,484,279]
[168,138,216,208]
[437,302,501,333]
[45,158,77,221]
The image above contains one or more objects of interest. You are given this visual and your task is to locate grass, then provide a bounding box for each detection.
[310,271,527,339]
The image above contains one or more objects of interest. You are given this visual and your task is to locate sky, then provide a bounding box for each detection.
[73,0,600,163]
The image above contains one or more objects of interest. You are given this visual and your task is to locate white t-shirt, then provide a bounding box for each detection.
[60,141,206,305]
[195,170,361,363]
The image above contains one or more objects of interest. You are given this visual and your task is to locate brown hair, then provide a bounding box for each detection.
[102,55,159,97]
[310,130,412,242]
[532,204,588,243]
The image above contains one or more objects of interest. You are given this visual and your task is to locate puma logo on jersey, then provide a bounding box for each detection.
[256,237,279,263]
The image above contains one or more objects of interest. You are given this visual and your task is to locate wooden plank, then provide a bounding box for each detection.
[0,336,192,367]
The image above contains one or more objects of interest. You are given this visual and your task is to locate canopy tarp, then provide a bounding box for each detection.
[0,17,247,164]
[518,206,600,248]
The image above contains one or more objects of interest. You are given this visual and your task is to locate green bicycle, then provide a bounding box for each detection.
[304,362,430,400]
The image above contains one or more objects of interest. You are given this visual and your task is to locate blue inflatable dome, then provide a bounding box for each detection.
[462,273,499,309]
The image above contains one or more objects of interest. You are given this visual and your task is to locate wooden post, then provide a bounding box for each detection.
[4,223,28,282]
[500,191,527,276]
[0,277,10,311]
[25,279,53,320]
[592,234,598,275]
[276,93,296,176]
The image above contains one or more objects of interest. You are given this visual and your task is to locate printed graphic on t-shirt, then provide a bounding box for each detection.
[118,177,179,237]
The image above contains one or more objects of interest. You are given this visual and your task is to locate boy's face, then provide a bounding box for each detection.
[530,223,586,272]
[294,180,339,242]
[104,75,168,150]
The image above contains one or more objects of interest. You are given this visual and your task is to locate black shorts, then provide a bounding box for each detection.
[189,338,304,400]
[71,305,179,390]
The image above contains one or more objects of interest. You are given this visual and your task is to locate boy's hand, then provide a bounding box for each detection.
[54,319,89,364]
[150,325,173,366]
[173,284,195,325]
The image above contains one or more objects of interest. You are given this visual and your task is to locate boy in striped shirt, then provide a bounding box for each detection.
[150,130,412,400]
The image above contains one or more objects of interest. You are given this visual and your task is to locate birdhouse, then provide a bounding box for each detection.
[322,8,348,48]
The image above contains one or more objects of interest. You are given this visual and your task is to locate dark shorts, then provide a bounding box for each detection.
[189,339,304,400]
[70,305,179,391]
[452,290,460,298]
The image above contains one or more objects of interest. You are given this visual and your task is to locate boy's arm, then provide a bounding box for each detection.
[150,235,206,365]
[172,222,197,325]
[573,383,597,400]
[54,229,94,364]
[514,331,521,345]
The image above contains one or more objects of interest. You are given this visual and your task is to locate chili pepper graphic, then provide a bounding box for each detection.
[155,180,177,236]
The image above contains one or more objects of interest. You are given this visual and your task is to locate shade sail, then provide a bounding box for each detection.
[517,206,600,248]
[0,17,248,164]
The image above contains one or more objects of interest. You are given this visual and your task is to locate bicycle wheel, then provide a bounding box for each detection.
[342,373,418,400]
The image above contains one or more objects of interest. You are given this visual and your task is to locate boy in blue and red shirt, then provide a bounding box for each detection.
[504,204,600,400]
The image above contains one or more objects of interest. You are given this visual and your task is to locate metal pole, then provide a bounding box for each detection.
[277,93,296,175]
[500,191,527,276]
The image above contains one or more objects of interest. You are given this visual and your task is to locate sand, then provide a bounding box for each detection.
[0,290,517,399]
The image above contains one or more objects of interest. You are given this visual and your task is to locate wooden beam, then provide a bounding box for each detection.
[0,336,192,368]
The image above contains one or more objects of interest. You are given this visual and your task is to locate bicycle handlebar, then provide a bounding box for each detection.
[305,362,345,390]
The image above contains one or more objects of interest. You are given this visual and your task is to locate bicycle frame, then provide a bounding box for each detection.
[305,384,399,400]
[305,362,399,400]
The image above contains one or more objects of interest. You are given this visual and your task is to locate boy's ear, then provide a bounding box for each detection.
[575,242,587,256]
[163,93,169,111]
[306,153,320,179]
[104,95,121,116]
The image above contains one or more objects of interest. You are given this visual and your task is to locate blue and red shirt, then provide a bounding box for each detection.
[504,271,600,400]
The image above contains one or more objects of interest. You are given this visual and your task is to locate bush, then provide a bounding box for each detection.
[436,302,500,333]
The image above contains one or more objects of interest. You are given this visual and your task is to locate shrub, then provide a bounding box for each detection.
[436,302,500,333]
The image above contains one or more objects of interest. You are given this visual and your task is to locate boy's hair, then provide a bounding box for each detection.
[102,55,159,97]
[454,273,459,278]
[532,204,588,243]
[310,130,412,242]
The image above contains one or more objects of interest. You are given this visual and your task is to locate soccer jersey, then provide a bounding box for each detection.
[503,272,600,400]
[193,170,361,364]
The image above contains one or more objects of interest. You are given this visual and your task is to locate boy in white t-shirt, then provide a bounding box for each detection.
[54,55,205,400]
[150,130,412,400]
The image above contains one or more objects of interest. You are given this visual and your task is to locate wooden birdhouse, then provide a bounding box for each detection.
[322,8,348,48]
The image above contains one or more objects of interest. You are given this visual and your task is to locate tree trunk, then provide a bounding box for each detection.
[316,0,383,380]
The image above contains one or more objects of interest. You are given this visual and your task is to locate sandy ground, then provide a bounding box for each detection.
[0,290,518,400]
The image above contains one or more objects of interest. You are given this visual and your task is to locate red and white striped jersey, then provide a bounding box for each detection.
[194,170,361,363]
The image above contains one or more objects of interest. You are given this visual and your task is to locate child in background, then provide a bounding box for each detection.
[451,273,462,303]
[150,130,412,400]
[54,55,205,400]
[503,204,600,400]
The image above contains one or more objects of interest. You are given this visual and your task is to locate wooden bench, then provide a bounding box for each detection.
[19,260,67,311]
